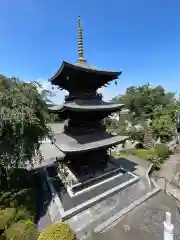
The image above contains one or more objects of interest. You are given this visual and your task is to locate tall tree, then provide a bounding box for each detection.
[116,84,175,121]
[111,84,180,142]
[0,75,51,171]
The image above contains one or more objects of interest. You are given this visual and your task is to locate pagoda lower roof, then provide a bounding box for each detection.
[49,101,124,112]
[49,61,122,90]
[52,132,128,153]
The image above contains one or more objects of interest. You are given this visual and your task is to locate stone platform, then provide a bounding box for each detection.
[58,159,129,197]
[40,155,160,239]
[67,177,158,239]
[46,163,139,221]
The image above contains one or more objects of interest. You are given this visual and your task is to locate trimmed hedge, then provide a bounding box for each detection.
[38,222,76,240]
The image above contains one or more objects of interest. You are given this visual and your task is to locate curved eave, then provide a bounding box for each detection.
[52,133,128,153]
[63,102,124,112]
[49,61,122,83]
[48,105,63,111]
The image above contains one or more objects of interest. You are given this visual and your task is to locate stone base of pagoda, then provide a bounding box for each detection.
[58,159,127,197]
[45,158,140,221]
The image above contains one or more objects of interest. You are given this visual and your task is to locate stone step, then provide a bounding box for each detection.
[67,178,159,239]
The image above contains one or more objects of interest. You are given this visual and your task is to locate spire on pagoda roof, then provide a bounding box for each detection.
[49,17,122,89]
[76,16,87,64]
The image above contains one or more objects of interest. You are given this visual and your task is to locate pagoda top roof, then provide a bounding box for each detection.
[49,61,121,86]
[52,132,128,153]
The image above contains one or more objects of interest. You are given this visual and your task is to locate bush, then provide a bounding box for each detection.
[5,219,37,240]
[128,126,144,142]
[38,222,76,240]
[0,207,16,230]
[155,144,170,160]
[147,153,163,167]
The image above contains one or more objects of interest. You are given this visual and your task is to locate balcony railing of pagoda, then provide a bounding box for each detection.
[64,121,105,135]
[65,93,102,102]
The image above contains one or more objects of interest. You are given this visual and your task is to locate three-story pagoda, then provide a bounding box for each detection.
[49,17,128,194]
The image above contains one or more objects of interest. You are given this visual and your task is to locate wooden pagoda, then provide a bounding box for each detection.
[49,17,128,189]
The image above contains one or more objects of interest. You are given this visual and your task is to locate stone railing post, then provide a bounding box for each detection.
[164,212,174,240]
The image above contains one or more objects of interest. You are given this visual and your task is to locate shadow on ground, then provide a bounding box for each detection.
[114,157,138,173]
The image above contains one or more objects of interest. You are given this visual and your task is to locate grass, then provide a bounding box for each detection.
[113,151,131,158]
[113,144,170,167]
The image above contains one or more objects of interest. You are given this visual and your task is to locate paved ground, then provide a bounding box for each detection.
[152,152,180,200]
[156,153,180,183]
[68,176,153,239]
[91,191,180,240]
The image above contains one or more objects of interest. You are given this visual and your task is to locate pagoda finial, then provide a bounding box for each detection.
[77,16,86,63]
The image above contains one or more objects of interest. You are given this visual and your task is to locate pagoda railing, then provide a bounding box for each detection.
[65,93,102,102]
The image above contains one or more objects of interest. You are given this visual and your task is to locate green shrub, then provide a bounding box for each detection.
[38,222,76,240]
[5,219,37,240]
[0,207,16,230]
[155,144,170,160]
[14,207,32,222]
[147,153,163,167]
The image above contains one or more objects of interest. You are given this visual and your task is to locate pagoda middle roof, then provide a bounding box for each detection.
[52,132,128,153]
[49,100,124,112]
[49,61,122,87]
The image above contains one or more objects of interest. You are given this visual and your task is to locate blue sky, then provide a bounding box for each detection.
[1,0,180,103]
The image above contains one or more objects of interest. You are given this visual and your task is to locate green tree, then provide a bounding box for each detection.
[0,75,51,174]
[152,114,175,142]
[116,84,175,121]
[111,84,180,142]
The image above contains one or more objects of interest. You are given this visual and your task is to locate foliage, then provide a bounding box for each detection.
[131,148,163,167]
[4,219,37,240]
[116,84,175,120]
[110,84,180,142]
[152,115,175,142]
[0,169,38,239]
[155,144,170,160]
[104,117,118,131]
[38,222,76,240]
[146,153,163,167]
[127,126,144,142]
[115,144,170,167]
[0,208,37,239]
[0,75,51,171]
[0,208,16,230]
